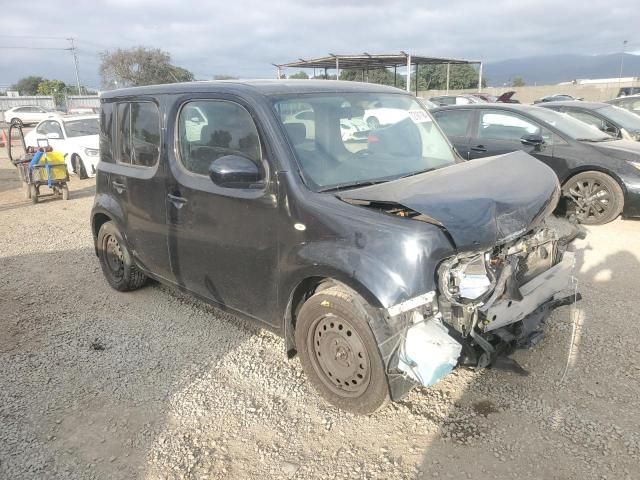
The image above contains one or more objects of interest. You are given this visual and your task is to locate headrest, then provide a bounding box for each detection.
[284,123,307,145]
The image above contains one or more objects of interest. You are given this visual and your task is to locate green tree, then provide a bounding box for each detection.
[213,74,239,80]
[412,64,485,91]
[10,76,45,95]
[99,47,195,88]
[512,77,526,87]
[289,71,309,79]
[37,79,67,105]
[340,68,406,88]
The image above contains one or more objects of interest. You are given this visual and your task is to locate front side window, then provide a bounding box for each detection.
[116,102,160,167]
[433,109,473,137]
[564,110,610,132]
[273,93,456,191]
[178,100,262,176]
[479,111,552,143]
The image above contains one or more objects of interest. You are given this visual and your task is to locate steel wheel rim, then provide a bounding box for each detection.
[307,313,371,397]
[103,234,124,280]
[566,179,612,221]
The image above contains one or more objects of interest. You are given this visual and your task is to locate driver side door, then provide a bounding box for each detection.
[468,110,554,164]
[165,96,280,325]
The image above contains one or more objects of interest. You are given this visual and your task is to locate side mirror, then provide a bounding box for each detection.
[603,125,619,136]
[521,134,544,148]
[47,132,61,140]
[209,154,262,188]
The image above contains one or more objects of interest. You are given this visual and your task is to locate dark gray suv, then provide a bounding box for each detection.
[91,80,583,413]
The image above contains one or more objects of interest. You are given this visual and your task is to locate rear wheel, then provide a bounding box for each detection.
[24,183,31,199]
[295,285,390,414]
[563,171,624,225]
[61,184,69,200]
[97,221,147,291]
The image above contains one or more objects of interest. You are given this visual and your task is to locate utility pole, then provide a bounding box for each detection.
[618,40,628,93]
[67,37,82,95]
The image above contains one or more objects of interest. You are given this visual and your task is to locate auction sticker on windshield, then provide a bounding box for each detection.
[408,110,431,123]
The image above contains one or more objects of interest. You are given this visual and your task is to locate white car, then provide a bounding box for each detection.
[3,105,65,126]
[24,114,100,179]
[363,107,410,129]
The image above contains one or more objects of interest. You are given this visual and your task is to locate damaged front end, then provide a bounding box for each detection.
[381,216,585,400]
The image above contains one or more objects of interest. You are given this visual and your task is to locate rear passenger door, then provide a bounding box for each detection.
[431,109,474,159]
[165,96,280,324]
[469,110,554,163]
[112,99,172,280]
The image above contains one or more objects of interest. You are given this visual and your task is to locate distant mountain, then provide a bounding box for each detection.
[484,53,640,86]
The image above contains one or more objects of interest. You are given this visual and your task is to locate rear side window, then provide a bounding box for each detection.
[433,110,473,137]
[177,100,262,176]
[116,101,160,167]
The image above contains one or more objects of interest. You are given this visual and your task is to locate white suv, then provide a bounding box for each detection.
[3,105,64,126]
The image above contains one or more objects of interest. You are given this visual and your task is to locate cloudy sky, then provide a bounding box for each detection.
[1,0,638,90]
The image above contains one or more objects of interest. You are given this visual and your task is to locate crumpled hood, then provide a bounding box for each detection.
[338,151,560,251]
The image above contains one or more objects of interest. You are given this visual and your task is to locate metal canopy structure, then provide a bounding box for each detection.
[273,52,483,95]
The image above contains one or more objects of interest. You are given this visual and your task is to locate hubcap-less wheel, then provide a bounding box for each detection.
[566,178,613,223]
[103,234,125,281]
[307,314,371,397]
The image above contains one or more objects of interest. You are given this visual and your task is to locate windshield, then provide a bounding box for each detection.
[272,93,457,191]
[525,107,611,141]
[597,105,640,131]
[64,118,99,137]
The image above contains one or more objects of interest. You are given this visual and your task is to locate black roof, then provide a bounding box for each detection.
[100,80,407,99]
[431,103,536,113]
[536,101,610,110]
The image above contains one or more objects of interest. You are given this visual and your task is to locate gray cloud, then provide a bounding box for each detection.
[0,0,637,89]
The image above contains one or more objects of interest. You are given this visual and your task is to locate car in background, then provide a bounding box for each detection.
[68,106,100,114]
[616,87,640,97]
[285,110,370,141]
[539,101,640,141]
[431,104,640,224]
[24,114,99,179]
[429,94,487,106]
[605,94,640,116]
[3,105,65,126]
[474,91,521,104]
[417,98,438,109]
[533,94,581,104]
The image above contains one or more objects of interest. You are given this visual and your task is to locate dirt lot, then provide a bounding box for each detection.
[0,145,639,480]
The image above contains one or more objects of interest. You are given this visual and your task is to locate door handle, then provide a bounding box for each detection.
[167,193,188,209]
[111,180,127,193]
[470,145,487,153]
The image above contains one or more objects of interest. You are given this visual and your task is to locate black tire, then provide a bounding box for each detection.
[61,184,69,200]
[73,155,88,179]
[295,285,390,414]
[30,184,38,204]
[97,221,147,291]
[10,118,23,127]
[366,116,380,129]
[563,171,624,225]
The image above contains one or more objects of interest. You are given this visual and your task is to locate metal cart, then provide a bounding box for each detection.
[6,123,70,204]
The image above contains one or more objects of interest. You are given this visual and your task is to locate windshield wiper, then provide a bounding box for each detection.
[576,137,614,142]
[319,179,390,193]
[397,167,437,179]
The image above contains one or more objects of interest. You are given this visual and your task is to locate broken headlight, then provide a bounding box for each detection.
[438,252,495,305]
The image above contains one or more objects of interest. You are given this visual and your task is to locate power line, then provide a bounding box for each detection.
[0,46,72,51]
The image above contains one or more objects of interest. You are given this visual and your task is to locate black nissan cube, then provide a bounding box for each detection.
[91,80,583,414]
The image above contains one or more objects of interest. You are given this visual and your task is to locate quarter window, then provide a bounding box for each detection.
[116,102,160,167]
[178,100,262,176]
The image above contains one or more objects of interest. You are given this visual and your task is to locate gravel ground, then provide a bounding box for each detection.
[0,146,639,480]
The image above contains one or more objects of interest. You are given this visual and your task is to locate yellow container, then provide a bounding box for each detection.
[33,151,67,182]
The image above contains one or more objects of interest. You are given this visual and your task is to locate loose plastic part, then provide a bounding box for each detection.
[398,314,462,387]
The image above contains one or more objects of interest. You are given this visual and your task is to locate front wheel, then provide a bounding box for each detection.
[30,184,38,204]
[10,118,23,127]
[295,285,390,414]
[97,221,148,291]
[73,155,88,179]
[61,184,69,200]
[563,171,624,225]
